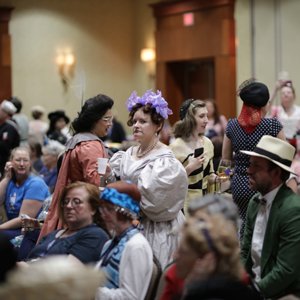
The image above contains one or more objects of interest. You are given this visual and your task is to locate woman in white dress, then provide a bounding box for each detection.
[109,90,188,269]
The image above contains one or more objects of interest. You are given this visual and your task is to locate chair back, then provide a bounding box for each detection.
[144,255,162,300]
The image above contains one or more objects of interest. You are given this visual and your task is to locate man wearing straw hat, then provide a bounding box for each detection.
[241,135,300,299]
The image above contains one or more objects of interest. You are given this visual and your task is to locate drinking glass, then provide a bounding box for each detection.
[216,159,233,193]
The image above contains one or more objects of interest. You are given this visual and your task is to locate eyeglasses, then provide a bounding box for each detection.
[61,198,84,208]
[101,116,114,123]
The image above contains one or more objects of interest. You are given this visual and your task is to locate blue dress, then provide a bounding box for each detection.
[226,118,282,227]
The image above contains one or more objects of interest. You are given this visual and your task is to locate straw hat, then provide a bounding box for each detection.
[241,135,296,174]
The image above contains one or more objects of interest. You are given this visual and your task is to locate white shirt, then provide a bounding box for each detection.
[251,185,282,282]
[95,233,153,300]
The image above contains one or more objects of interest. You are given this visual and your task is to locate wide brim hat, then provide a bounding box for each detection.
[1,100,17,115]
[48,110,70,124]
[239,82,269,108]
[241,135,296,174]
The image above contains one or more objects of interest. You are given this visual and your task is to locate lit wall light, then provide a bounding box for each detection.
[55,50,76,91]
[140,48,156,79]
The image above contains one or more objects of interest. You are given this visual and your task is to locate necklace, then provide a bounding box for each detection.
[136,138,158,158]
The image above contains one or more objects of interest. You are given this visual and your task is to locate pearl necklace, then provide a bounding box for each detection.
[136,138,159,158]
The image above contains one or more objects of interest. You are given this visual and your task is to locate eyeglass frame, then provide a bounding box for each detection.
[61,198,84,208]
[101,116,114,123]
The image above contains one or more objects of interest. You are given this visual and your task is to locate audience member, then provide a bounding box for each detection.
[95,181,152,300]
[241,135,300,299]
[39,140,65,193]
[0,232,17,283]
[26,182,108,263]
[205,98,227,140]
[103,117,127,144]
[268,79,300,145]
[0,256,105,300]
[169,99,217,214]
[222,79,285,238]
[0,100,20,177]
[28,137,44,173]
[47,110,70,145]
[9,97,29,146]
[40,94,114,239]
[179,213,260,300]
[0,147,49,241]
[28,105,48,145]
[157,193,241,300]
[110,90,188,269]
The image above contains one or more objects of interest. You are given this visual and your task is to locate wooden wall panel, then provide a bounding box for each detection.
[151,0,236,121]
[0,7,13,101]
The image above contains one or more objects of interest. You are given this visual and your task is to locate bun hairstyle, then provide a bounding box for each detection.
[106,181,141,203]
[71,94,114,133]
[238,79,270,108]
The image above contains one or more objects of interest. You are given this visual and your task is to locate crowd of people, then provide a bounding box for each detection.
[0,79,300,300]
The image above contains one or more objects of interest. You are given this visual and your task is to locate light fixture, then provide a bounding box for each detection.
[140,48,156,79]
[55,50,76,91]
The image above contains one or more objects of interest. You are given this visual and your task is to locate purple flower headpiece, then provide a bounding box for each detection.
[126,90,173,119]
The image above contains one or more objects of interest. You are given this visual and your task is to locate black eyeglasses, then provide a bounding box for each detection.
[61,198,84,208]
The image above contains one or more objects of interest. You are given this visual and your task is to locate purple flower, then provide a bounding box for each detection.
[126,89,173,119]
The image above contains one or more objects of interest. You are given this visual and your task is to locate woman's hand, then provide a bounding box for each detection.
[185,154,205,175]
[4,162,13,180]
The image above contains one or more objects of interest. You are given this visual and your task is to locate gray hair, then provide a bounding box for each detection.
[188,194,240,228]
[42,140,65,157]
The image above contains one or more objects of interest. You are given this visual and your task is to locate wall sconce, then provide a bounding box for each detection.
[140,48,156,79]
[55,50,76,91]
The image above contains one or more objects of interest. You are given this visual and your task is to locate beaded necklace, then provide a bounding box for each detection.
[136,138,158,158]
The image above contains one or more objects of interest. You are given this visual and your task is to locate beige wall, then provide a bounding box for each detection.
[0,0,157,130]
[1,0,300,123]
[235,0,300,113]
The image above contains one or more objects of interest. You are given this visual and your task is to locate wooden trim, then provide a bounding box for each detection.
[151,0,234,18]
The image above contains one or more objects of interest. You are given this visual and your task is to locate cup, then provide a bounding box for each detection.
[97,158,108,175]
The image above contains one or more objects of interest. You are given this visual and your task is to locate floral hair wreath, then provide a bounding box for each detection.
[126,89,173,119]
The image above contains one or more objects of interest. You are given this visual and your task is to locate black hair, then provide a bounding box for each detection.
[9,97,22,113]
[0,233,17,283]
[72,94,114,134]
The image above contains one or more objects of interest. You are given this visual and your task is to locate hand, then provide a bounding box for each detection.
[187,154,205,173]
[4,162,13,179]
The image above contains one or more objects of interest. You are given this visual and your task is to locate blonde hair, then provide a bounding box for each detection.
[183,213,243,281]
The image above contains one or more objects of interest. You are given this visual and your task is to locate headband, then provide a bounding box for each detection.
[100,188,140,218]
[179,99,195,120]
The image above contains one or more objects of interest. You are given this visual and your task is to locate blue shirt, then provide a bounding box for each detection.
[5,175,50,220]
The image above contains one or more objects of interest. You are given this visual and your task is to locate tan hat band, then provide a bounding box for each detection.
[254,147,292,167]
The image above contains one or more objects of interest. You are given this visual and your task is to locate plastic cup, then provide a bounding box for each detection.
[97,158,108,175]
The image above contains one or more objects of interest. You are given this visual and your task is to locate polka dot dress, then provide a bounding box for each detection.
[226,118,282,236]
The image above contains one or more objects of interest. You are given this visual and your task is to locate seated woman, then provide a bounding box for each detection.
[177,212,261,300]
[95,181,153,300]
[27,181,108,264]
[39,140,65,193]
[0,147,50,241]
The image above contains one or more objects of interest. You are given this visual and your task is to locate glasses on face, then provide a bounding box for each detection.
[101,116,113,123]
[61,198,84,208]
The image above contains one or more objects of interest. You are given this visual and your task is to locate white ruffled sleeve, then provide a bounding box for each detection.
[109,151,125,178]
[138,155,188,222]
